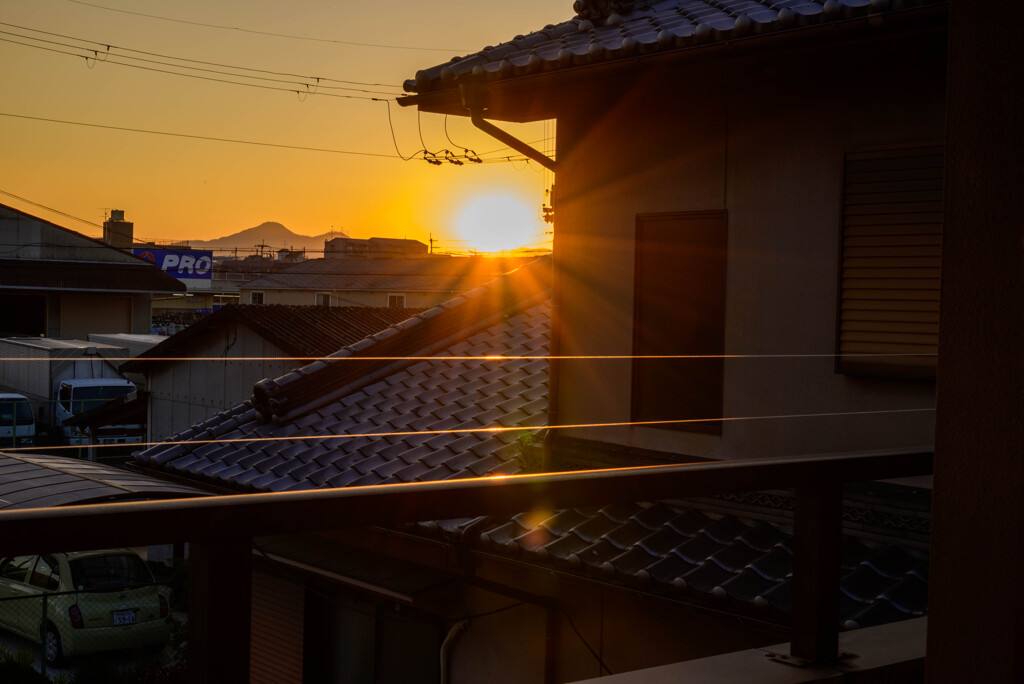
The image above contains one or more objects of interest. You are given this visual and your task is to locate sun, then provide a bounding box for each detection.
[455,194,542,253]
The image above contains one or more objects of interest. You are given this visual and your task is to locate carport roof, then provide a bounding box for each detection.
[0,451,206,510]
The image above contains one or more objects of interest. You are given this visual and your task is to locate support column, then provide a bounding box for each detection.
[927,2,1024,681]
[790,484,842,664]
[188,537,252,683]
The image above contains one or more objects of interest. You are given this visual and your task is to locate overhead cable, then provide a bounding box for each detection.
[0,21,405,90]
[14,407,937,453]
[63,0,467,53]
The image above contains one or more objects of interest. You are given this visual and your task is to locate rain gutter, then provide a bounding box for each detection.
[459,83,557,173]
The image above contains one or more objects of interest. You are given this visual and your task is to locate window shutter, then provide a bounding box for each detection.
[838,146,943,378]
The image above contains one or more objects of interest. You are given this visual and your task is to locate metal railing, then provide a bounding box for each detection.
[0,449,933,682]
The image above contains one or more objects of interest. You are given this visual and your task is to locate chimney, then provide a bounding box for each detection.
[103,209,135,249]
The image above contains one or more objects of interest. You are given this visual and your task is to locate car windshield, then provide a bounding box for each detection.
[70,385,134,414]
[0,399,33,425]
[68,554,152,590]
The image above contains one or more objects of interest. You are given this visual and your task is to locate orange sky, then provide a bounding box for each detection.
[0,0,559,253]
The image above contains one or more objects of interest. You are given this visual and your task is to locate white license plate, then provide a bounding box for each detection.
[113,610,136,626]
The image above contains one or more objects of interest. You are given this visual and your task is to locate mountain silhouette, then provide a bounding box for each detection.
[188,222,346,255]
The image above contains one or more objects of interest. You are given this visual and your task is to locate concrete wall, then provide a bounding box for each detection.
[553,33,945,462]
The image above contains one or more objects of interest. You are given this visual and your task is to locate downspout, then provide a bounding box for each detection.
[459,83,557,173]
[439,619,469,684]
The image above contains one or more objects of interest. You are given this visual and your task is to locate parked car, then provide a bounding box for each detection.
[0,549,170,664]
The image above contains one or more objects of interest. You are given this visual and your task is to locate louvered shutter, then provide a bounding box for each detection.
[838,146,943,378]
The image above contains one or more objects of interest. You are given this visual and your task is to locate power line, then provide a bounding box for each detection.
[0,21,406,90]
[63,0,467,53]
[0,35,385,100]
[0,24,403,96]
[14,407,937,453]
[0,189,101,229]
[0,111,400,159]
[0,111,530,166]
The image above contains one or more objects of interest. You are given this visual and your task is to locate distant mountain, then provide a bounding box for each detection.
[188,222,346,256]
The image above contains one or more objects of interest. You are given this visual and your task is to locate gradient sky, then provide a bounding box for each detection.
[0,0,561,253]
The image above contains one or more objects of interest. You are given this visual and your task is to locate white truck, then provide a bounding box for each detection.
[0,338,141,447]
[0,392,35,448]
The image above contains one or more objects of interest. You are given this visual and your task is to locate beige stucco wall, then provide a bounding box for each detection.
[553,33,945,461]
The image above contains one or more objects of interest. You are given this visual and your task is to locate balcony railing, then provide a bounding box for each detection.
[0,449,932,683]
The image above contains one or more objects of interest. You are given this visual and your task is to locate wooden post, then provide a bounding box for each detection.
[188,537,252,683]
[927,2,1024,681]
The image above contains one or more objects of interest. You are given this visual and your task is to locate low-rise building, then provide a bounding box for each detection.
[122,304,425,442]
[0,204,184,338]
[238,255,535,308]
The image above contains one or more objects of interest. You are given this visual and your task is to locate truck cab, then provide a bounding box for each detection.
[54,379,139,446]
[0,393,35,448]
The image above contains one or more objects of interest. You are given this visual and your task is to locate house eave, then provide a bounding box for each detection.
[401,4,948,123]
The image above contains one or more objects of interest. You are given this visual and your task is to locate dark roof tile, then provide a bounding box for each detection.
[709,541,763,572]
[324,469,365,487]
[748,546,793,581]
[713,569,781,603]
[605,546,659,578]
[543,534,592,563]
[680,561,737,593]
[703,517,751,544]
[638,526,688,557]
[841,565,896,604]
[570,513,620,543]
[880,574,928,616]
[668,509,715,537]
[572,539,622,569]
[605,520,656,550]
[674,535,727,565]
[540,509,590,536]
[643,554,699,585]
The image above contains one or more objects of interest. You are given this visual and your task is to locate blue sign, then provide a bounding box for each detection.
[134,249,213,280]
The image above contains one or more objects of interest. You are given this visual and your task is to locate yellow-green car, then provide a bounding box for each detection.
[0,550,170,664]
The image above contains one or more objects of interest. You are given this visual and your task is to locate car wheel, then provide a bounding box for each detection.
[44,624,63,665]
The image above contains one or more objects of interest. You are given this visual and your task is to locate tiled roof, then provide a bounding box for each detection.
[121,305,426,371]
[0,258,185,293]
[416,500,929,629]
[135,253,927,628]
[135,257,552,489]
[239,255,536,293]
[0,452,205,509]
[404,0,946,94]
